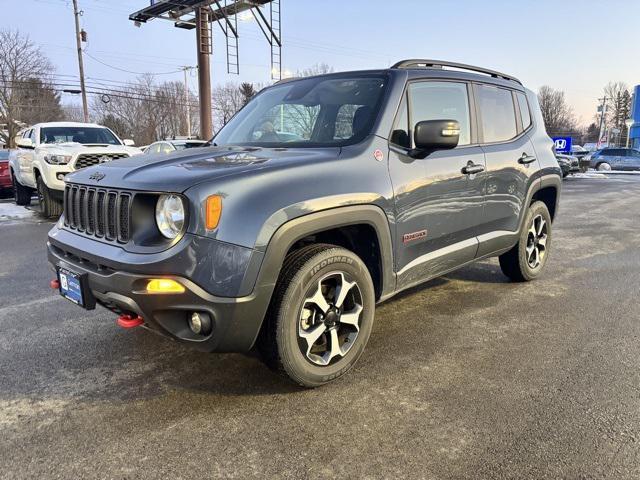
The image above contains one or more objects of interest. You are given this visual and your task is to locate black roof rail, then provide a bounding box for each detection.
[391,59,522,85]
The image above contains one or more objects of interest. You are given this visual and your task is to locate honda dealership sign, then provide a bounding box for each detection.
[552,136,572,153]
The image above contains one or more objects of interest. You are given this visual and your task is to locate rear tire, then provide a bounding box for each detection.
[258,244,375,388]
[36,175,63,218]
[499,201,552,282]
[12,173,32,206]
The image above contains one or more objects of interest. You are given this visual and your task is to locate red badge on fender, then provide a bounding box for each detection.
[373,149,384,162]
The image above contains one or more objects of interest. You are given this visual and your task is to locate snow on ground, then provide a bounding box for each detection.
[0,201,37,222]
[571,169,640,179]
[570,172,608,179]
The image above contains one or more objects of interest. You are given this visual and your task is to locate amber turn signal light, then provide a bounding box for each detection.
[205,195,223,230]
[146,279,185,294]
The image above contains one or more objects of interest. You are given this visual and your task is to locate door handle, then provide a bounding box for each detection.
[518,152,537,164]
[461,162,485,175]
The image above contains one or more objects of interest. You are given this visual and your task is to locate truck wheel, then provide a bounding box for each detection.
[258,244,375,387]
[36,175,63,218]
[12,174,32,206]
[499,201,552,282]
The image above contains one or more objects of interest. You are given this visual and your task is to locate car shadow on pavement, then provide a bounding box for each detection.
[443,259,510,285]
[4,260,513,410]
[382,259,508,306]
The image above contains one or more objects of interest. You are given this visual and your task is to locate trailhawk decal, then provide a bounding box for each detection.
[310,256,354,277]
[403,230,427,244]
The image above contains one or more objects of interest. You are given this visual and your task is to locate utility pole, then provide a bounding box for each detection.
[181,66,195,138]
[597,96,607,147]
[72,0,89,122]
[196,7,212,140]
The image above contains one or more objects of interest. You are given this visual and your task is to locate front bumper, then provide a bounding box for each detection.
[47,226,272,352]
[41,164,72,191]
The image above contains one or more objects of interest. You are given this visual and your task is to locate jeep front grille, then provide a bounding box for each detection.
[63,185,132,243]
[74,153,129,170]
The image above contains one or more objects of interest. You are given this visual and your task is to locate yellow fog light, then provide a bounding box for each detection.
[146,279,185,294]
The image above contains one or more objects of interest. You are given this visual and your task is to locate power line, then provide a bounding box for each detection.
[83,51,184,76]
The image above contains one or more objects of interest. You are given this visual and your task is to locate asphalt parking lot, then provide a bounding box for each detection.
[1,173,640,479]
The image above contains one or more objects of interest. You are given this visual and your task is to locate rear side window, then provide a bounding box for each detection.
[516,92,531,130]
[161,143,174,154]
[408,81,471,146]
[477,85,518,143]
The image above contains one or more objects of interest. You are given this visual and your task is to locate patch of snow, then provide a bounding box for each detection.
[0,202,37,222]
[596,170,640,175]
[570,172,607,179]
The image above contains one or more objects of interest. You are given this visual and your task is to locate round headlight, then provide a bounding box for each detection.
[155,194,185,239]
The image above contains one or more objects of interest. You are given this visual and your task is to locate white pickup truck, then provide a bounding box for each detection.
[9,122,142,217]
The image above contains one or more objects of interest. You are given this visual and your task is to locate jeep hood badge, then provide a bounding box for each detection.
[89,171,106,181]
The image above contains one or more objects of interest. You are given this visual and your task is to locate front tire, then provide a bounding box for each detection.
[597,162,611,172]
[12,173,32,206]
[36,175,63,218]
[499,201,552,282]
[258,244,376,387]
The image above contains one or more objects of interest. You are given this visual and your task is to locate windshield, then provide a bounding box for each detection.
[0,150,9,160]
[40,127,121,145]
[213,74,388,148]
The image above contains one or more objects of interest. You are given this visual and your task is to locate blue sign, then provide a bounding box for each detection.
[552,136,572,153]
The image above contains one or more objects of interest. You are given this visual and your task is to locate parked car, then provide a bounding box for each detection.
[144,138,207,155]
[9,122,142,217]
[0,150,12,197]
[584,147,640,171]
[48,60,561,387]
[570,145,589,159]
[555,153,579,178]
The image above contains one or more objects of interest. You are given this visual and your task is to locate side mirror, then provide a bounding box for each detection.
[410,119,460,159]
[123,139,135,147]
[16,137,34,149]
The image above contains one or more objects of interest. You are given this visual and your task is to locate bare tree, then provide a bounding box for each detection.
[296,63,334,78]
[0,30,56,147]
[537,86,577,136]
[62,104,86,123]
[212,82,245,133]
[92,75,199,145]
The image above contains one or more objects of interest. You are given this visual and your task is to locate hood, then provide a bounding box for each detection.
[39,143,141,155]
[65,145,340,192]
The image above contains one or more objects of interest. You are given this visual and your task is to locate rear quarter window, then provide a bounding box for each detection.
[515,92,532,130]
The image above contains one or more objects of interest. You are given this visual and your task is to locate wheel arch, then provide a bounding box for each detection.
[238,204,396,351]
[253,205,395,302]
[531,174,561,222]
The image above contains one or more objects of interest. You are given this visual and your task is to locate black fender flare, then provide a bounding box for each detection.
[234,205,396,351]
[251,204,395,299]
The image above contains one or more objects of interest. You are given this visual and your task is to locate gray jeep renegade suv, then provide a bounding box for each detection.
[48,59,561,387]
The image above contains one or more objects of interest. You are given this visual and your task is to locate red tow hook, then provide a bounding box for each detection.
[50,279,60,289]
[116,315,144,329]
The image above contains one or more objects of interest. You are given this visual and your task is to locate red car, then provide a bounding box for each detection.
[0,150,13,197]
